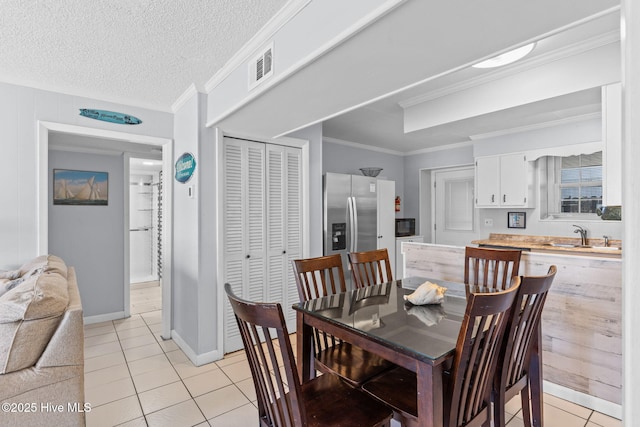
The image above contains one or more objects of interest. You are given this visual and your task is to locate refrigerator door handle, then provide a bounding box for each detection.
[347,196,355,252]
[352,196,359,251]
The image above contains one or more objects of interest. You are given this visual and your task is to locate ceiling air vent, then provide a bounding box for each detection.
[249,43,274,90]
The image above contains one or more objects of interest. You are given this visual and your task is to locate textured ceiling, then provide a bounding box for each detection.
[0,0,287,111]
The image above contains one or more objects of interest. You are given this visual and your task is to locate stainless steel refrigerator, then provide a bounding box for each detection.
[324,173,378,286]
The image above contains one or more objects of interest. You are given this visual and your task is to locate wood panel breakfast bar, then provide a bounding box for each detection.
[401,241,622,418]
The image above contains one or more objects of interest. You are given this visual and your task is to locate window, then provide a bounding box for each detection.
[542,151,603,218]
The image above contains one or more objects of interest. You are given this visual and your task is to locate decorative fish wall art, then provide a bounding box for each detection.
[79,109,142,125]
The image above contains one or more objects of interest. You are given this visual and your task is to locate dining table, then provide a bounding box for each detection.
[293,276,545,427]
[293,276,465,427]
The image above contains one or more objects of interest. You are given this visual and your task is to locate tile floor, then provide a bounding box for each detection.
[83,285,622,427]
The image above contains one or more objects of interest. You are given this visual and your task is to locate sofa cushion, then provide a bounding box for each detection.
[0,255,70,374]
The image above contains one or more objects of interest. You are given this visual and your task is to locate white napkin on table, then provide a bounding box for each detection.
[403,281,447,305]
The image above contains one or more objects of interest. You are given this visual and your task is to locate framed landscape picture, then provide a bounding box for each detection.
[53,169,109,206]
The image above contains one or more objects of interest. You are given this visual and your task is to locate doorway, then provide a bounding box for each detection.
[432,167,477,246]
[38,121,173,339]
[129,157,163,315]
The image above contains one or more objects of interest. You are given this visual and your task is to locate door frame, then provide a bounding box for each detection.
[420,164,477,243]
[431,166,477,245]
[37,121,173,339]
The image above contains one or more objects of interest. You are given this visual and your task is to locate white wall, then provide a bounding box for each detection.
[172,90,219,362]
[0,82,172,270]
[48,149,125,317]
[288,123,324,257]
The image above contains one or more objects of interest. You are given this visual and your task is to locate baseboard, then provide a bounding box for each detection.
[171,330,223,367]
[543,380,622,420]
[83,311,126,325]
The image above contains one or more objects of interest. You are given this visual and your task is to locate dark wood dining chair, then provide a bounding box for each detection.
[292,254,393,386]
[493,266,557,427]
[224,283,392,427]
[361,278,520,427]
[464,246,522,291]
[348,248,393,288]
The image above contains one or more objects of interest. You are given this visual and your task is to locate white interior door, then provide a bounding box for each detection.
[433,167,477,246]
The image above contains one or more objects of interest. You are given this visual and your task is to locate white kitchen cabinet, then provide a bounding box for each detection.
[396,235,423,279]
[475,153,534,208]
[222,138,302,352]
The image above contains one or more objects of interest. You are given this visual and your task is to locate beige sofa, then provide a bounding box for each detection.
[0,255,85,427]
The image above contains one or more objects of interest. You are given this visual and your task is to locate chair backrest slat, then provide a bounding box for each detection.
[225,283,306,427]
[348,248,393,288]
[499,266,557,391]
[292,254,346,300]
[448,277,520,427]
[464,246,522,291]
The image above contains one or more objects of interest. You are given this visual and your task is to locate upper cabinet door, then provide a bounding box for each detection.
[500,153,528,206]
[475,156,500,207]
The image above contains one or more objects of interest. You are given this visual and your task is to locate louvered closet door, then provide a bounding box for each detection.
[223,138,266,352]
[265,145,302,332]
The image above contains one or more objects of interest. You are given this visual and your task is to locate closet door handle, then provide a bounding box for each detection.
[282,250,287,254]
[491,194,495,203]
[246,254,251,259]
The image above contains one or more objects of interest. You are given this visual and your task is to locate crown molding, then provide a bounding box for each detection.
[171,83,199,112]
[204,0,312,93]
[403,140,474,156]
[323,136,404,156]
[469,112,602,141]
[399,30,620,110]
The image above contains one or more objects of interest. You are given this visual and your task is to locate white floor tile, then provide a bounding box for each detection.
[127,354,172,377]
[85,377,136,407]
[84,341,122,359]
[195,385,251,420]
[590,411,622,427]
[124,342,164,362]
[120,332,158,350]
[84,363,130,389]
[207,402,257,427]
[218,359,252,383]
[84,324,117,338]
[85,395,143,427]
[183,368,232,397]
[132,366,181,393]
[117,325,153,340]
[85,332,119,347]
[138,381,191,415]
[145,399,206,427]
[84,351,126,373]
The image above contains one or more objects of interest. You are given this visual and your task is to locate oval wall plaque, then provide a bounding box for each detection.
[79,109,142,125]
[175,152,196,183]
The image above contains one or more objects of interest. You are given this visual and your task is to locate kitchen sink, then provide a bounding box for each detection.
[548,243,580,248]
[591,246,621,250]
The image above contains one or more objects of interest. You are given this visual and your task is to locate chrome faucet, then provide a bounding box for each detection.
[603,235,610,247]
[573,225,588,246]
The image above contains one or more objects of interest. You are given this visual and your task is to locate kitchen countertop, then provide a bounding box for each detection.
[471,233,622,256]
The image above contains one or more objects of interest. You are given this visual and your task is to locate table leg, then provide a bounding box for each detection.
[416,361,443,427]
[296,312,314,382]
[529,325,544,427]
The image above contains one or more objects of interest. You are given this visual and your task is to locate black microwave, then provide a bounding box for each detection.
[395,218,416,237]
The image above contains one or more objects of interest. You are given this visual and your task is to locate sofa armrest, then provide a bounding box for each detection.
[37,267,84,368]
